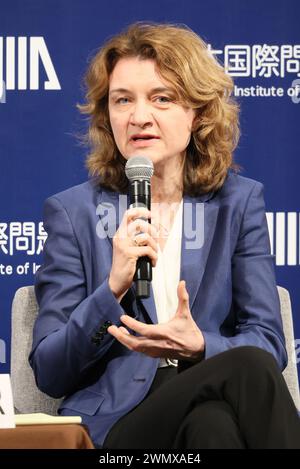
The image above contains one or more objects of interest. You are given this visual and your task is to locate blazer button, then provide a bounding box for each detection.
[91,336,101,345]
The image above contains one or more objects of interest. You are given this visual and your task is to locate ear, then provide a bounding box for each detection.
[191,110,201,133]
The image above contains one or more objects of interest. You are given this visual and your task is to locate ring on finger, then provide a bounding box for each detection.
[133,232,144,246]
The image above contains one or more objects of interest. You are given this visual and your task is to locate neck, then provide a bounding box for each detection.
[151,158,183,204]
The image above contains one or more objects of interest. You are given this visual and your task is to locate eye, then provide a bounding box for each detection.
[154,96,172,104]
[115,97,130,105]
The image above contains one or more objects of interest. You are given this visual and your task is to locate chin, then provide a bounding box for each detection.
[124,149,173,166]
[127,151,158,162]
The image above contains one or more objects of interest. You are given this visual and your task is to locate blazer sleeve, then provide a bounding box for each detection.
[202,182,288,370]
[29,196,125,398]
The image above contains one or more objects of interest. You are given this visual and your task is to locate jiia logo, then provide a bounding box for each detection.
[0,37,61,102]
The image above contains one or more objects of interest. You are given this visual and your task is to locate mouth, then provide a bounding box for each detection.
[129,134,160,142]
[129,134,160,148]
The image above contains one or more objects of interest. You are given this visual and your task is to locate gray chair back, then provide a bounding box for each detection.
[278,286,300,410]
[10,286,63,415]
[10,285,300,413]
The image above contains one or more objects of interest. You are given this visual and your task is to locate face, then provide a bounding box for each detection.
[108,57,195,169]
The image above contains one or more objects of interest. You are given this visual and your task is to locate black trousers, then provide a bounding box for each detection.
[103,346,300,449]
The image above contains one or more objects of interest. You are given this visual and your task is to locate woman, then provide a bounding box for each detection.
[29,22,300,448]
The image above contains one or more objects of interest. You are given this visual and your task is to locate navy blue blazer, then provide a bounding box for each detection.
[29,171,287,446]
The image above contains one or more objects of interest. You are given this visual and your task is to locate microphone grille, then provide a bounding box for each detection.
[125,156,154,182]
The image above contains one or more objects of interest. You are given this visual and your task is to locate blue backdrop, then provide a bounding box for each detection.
[0,0,299,384]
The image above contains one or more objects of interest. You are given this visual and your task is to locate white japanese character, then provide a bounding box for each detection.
[252,45,280,78]
[0,223,8,255]
[224,45,251,77]
[36,222,47,254]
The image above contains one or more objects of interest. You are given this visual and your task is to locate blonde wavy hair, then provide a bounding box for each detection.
[79,22,240,195]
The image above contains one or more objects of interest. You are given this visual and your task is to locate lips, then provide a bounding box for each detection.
[129,135,160,148]
[130,134,160,141]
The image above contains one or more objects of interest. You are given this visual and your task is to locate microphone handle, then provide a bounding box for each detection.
[129,180,152,299]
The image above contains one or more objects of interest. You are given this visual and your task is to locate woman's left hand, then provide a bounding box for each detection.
[107,280,205,362]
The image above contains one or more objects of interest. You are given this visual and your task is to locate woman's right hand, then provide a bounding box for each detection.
[108,207,158,302]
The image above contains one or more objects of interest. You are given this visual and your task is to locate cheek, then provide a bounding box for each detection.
[168,109,194,130]
[109,115,126,140]
[168,114,193,145]
[185,110,195,131]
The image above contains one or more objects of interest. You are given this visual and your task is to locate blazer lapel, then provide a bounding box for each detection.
[141,192,219,324]
[180,192,219,313]
[96,187,129,246]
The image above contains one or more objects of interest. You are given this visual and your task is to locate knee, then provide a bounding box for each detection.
[226,346,280,378]
[176,401,246,449]
[185,400,234,428]
[177,402,220,442]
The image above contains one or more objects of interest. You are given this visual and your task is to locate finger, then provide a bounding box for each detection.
[131,232,158,253]
[128,219,159,239]
[105,325,177,357]
[125,337,177,356]
[110,330,161,354]
[107,325,130,336]
[117,208,151,239]
[126,207,151,225]
[107,325,119,336]
[132,338,179,357]
[178,280,189,302]
[107,325,139,350]
[118,218,158,245]
[131,245,158,267]
[120,315,166,339]
[176,280,190,315]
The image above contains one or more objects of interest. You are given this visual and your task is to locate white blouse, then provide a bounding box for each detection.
[151,200,183,367]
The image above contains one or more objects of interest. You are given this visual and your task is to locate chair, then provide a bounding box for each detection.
[10,286,63,415]
[10,285,300,414]
[278,286,300,410]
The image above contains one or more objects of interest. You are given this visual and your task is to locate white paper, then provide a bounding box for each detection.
[15,413,82,425]
[0,374,15,428]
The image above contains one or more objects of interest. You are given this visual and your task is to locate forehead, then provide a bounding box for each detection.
[109,57,170,90]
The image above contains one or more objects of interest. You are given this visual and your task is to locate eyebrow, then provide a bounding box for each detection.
[109,87,175,95]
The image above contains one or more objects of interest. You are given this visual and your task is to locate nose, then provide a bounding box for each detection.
[129,99,153,128]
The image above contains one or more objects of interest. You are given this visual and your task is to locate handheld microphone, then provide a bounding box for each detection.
[125,156,154,299]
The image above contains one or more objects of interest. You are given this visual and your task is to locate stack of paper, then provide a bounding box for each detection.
[15,413,82,426]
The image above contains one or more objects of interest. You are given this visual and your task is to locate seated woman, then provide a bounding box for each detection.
[29,22,300,449]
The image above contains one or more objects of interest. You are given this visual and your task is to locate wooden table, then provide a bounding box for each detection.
[0,424,94,449]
